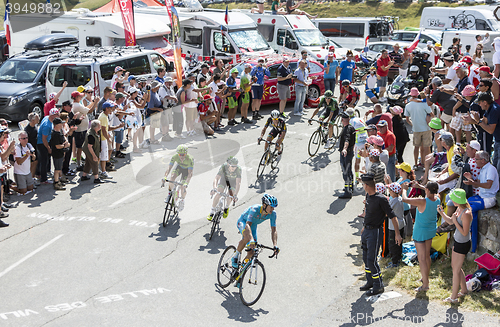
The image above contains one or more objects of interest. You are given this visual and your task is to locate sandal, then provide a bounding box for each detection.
[458,292,468,298]
[415,286,429,292]
[443,297,459,304]
[358,213,365,218]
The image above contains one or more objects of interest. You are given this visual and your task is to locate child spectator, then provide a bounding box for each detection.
[49,118,70,190]
[385,182,406,268]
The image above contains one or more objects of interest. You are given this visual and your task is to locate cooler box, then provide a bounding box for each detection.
[475,253,500,276]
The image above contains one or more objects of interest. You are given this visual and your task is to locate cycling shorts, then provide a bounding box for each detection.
[237,220,258,242]
[172,166,189,182]
[365,87,380,99]
[346,96,359,107]
[228,97,238,108]
[242,92,251,104]
[217,178,237,191]
[268,127,285,139]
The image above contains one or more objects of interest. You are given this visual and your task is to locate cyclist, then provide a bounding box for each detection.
[347,108,368,184]
[162,145,194,211]
[207,156,241,221]
[259,109,286,160]
[362,67,380,104]
[339,79,360,109]
[308,90,339,149]
[405,65,425,91]
[231,194,279,268]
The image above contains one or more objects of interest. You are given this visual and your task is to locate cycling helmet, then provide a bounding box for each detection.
[342,79,351,87]
[176,145,188,154]
[409,65,420,74]
[324,90,334,98]
[227,156,238,165]
[270,110,280,118]
[262,193,278,208]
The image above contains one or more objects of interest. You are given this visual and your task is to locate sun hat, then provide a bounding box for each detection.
[468,140,480,151]
[375,183,386,194]
[372,135,385,147]
[369,148,381,157]
[428,117,442,130]
[150,81,162,89]
[462,85,477,97]
[164,76,173,82]
[230,68,239,74]
[395,162,412,173]
[449,188,467,205]
[390,106,403,115]
[387,182,402,194]
[409,87,420,97]
[114,66,125,73]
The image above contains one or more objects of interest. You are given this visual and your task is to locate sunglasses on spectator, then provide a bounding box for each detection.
[20,137,28,140]
[479,84,485,87]
[85,91,93,93]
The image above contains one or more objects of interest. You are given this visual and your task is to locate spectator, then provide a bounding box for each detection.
[43,81,67,117]
[251,0,265,14]
[473,44,486,66]
[437,188,472,303]
[126,75,137,93]
[72,91,98,170]
[12,131,35,195]
[389,43,405,78]
[400,46,411,77]
[402,181,440,293]
[365,103,393,132]
[429,43,441,67]
[362,67,379,104]
[156,66,167,84]
[99,101,120,180]
[376,49,394,101]
[431,52,459,87]
[463,150,499,253]
[196,64,211,86]
[323,52,339,94]
[24,113,39,179]
[97,87,114,118]
[159,77,177,141]
[300,50,311,73]
[428,132,459,193]
[452,84,475,143]
[285,0,317,19]
[37,109,59,184]
[197,95,216,136]
[127,87,147,152]
[80,120,103,184]
[175,79,196,138]
[362,149,386,184]
[377,120,396,182]
[111,93,128,157]
[473,33,490,53]
[338,112,356,199]
[293,59,309,117]
[425,77,457,130]
[389,105,410,164]
[277,58,293,118]
[59,112,78,179]
[271,0,286,15]
[385,182,405,268]
[49,117,70,191]
[251,58,270,120]
[338,50,356,85]
[405,87,433,170]
[491,37,500,78]
[111,66,129,89]
[82,86,97,120]
[239,64,254,123]
[464,45,471,57]
[477,68,500,103]
[226,68,240,126]
[146,81,164,143]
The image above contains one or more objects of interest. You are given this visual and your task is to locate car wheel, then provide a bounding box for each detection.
[30,102,43,119]
[308,85,320,100]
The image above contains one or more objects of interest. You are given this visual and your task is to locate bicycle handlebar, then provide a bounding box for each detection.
[161,179,185,188]
[257,138,275,146]
[245,243,279,259]
[308,118,328,127]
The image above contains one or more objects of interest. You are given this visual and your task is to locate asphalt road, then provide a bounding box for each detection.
[1,94,499,327]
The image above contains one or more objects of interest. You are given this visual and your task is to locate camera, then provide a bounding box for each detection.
[146,85,151,91]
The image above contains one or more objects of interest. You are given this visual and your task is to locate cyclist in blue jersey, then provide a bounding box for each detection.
[231,194,279,268]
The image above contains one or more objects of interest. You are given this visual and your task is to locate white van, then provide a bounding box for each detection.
[442,29,500,67]
[245,13,328,64]
[420,5,500,31]
[313,17,392,51]
[45,48,170,103]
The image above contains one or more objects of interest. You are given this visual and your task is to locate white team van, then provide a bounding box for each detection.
[420,5,500,31]
[442,29,500,67]
[45,47,170,102]
[245,13,329,64]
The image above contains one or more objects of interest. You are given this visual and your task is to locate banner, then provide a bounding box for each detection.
[119,0,136,46]
[4,0,12,46]
[164,0,173,24]
[171,7,183,88]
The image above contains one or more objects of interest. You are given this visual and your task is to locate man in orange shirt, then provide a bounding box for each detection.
[376,49,394,101]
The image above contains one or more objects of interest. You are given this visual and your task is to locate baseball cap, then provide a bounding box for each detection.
[328,52,334,57]
[244,63,253,69]
[52,117,63,125]
[48,92,57,101]
[361,173,375,182]
[468,140,481,151]
[366,124,377,131]
[49,108,60,116]
[395,162,412,173]
[258,57,265,62]
[435,43,442,47]
[203,94,213,101]
[438,131,454,141]
[479,66,491,74]
[102,101,117,110]
[115,92,126,100]
[71,91,84,99]
[377,120,388,127]
[460,56,472,64]
[0,126,11,133]
[77,85,85,93]
[454,62,468,71]
[128,75,136,82]
[128,87,139,94]
[431,76,442,86]
[426,41,433,46]
[114,66,125,73]
[442,52,454,61]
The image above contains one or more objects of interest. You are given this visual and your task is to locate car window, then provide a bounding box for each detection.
[183,27,202,46]
[269,64,279,79]
[101,59,127,81]
[126,55,151,76]
[213,32,234,53]
[309,62,322,74]
[390,33,401,41]
[476,19,491,31]
[289,62,298,71]
[150,53,168,72]
[48,65,92,87]
[257,25,275,42]
[401,33,415,42]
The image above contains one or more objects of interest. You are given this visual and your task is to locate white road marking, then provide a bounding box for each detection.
[108,185,151,208]
[0,234,64,279]
[366,291,402,303]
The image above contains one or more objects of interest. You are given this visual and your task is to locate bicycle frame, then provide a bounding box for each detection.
[163,179,183,207]
[234,244,276,283]
[212,190,234,213]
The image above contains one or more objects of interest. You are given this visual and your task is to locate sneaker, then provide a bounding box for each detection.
[109,158,118,163]
[34,179,41,186]
[100,171,113,179]
[94,178,104,184]
[293,113,302,117]
[241,118,253,124]
[72,157,77,162]
[115,152,126,158]
[0,219,8,227]
[162,134,173,142]
[1,206,8,212]
[324,140,332,149]
[106,165,117,172]
[41,180,53,184]
[64,170,76,176]
[54,182,66,190]
[76,165,84,172]
[228,120,235,126]
[207,214,213,221]
[231,256,239,268]
[256,112,264,119]
[275,154,282,163]
[120,144,127,150]
[81,175,91,181]
[232,119,240,125]
[385,262,399,269]
[280,112,288,119]
[379,97,387,102]
[177,199,185,212]
[223,208,229,219]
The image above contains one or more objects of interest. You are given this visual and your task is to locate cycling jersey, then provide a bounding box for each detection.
[264,117,287,134]
[170,153,195,169]
[341,86,360,103]
[318,96,339,118]
[237,204,277,241]
[217,163,242,180]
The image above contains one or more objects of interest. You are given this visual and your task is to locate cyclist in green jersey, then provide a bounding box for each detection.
[163,145,194,211]
[308,90,339,148]
[207,156,242,221]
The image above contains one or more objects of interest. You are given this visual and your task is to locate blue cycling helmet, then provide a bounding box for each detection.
[262,194,278,208]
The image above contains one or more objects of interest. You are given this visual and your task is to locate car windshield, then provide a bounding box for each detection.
[489,19,500,31]
[295,29,327,47]
[0,59,44,83]
[329,39,342,48]
[229,30,270,52]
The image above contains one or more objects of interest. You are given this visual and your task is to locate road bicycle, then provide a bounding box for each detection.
[161,179,183,227]
[256,139,283,179]
[217,243,278,306]
[331,103,360,139]
[307,118,336,157]
[450,11,475,29]
[208,190,234,240]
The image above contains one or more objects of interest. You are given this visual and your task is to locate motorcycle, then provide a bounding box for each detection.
[386,75,411,109]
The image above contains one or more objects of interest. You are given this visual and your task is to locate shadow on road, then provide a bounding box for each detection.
[199,230,228,255]
[302,152,333,171]
[252,172,278,192]
[148,220,180,241]
[215,284,269,323]
[385,295,430,325]
[339,293,375,327]
[327,197,350,215]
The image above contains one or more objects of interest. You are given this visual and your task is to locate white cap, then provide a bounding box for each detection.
[427,41,433,46]
[469,140,480,151]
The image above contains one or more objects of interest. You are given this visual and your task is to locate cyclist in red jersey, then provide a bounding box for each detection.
[339,80,360,109]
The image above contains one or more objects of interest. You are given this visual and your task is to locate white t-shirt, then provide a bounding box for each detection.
[72,102,90,132]
[493,50,500,66]
[14,144,32,175]
[445,62,460,88]
[109,106,124,132]
[365,74,377,89]
[208,81,218,99]
[429,49,438,67]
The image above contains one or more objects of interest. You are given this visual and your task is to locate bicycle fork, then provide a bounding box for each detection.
[234,258,259,285]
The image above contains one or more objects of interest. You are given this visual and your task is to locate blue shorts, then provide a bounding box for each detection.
[237,220,258,242]
[114,130,124,144]
[252,85,264,100]
[365,87,380,99]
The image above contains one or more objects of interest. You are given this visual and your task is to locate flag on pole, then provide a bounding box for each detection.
[407,30,421,53]
[4,0,12,47]
[164,0,173,24]
[224,5,229,25]
[171,7,183,88]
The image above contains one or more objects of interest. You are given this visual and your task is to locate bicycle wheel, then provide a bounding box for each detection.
[271,144,283,170]
[308,130,321,157]
[217,245,237,288]
[209,211,221,240]
[331,123,340,142]
[162,194,174,227]
[239,260,266,306]
[257,151,269,179]
[465,14,475,29]
[355,109,360,118]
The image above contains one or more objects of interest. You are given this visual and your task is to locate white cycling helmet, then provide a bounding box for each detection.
[270,110,280,118]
